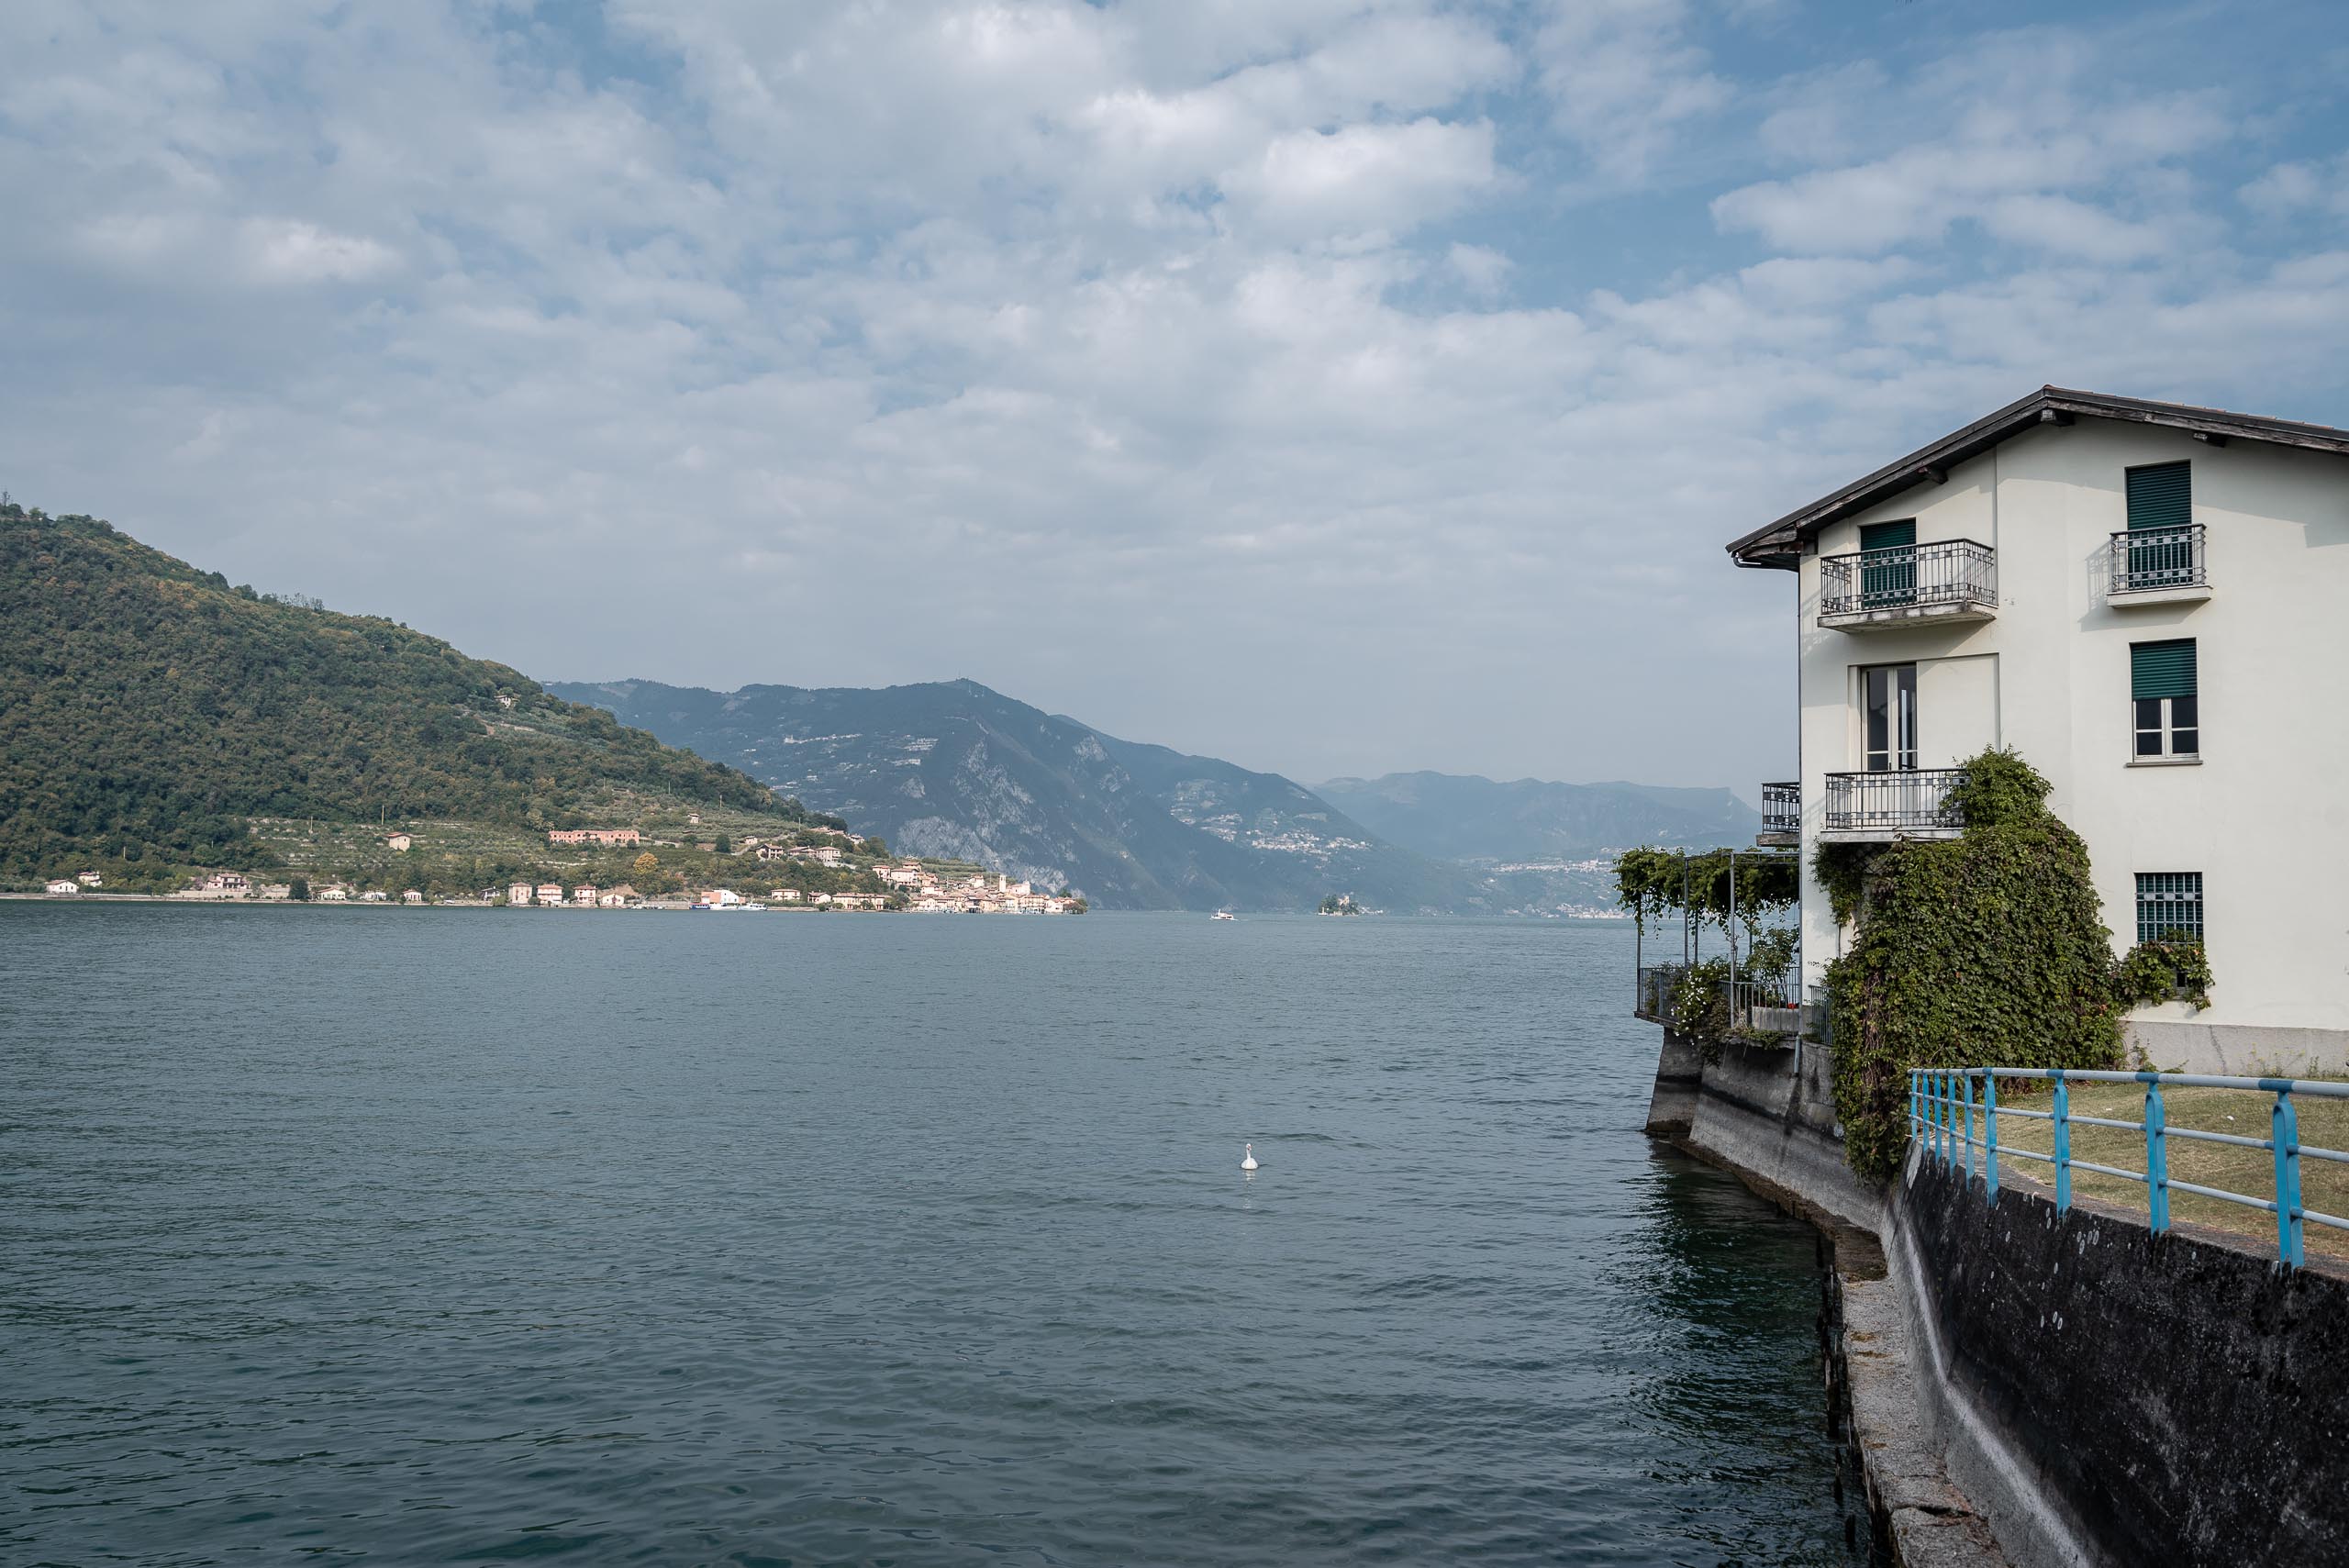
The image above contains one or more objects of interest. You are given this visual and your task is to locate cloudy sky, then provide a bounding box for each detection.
[6,2,2347,795]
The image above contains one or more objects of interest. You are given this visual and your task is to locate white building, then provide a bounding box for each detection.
[44,879,79,895]
[508,881,533,906]
[1730,386,2349,1074]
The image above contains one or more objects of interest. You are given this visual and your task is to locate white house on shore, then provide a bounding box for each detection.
[1729,386,2349,1075]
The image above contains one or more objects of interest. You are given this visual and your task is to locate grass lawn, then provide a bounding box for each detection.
[1937,1078,2349,1262]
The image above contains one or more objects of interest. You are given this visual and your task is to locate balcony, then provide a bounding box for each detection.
[1633,962,1804,1040]
[1818,539,1997,630]
[1758,781,1799,846]
[2107,524,2210,606]
[1820,767,1965,842]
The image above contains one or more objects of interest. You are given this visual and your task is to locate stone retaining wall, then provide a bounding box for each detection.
[1901,1156,2349,1568]
[1644,1029,2349,1568]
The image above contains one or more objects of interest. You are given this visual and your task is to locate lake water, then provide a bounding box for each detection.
[1,905,1860,1566]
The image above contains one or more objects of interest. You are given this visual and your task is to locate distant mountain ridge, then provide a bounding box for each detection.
[548,678,1493,913]
[1311,771,1760,863]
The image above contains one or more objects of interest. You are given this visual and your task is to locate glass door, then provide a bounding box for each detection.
[1864,664,1918,773]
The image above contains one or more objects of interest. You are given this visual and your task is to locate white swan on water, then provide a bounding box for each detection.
[1241,1142,1259,1172]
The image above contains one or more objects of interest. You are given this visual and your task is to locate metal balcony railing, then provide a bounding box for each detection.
[1721,973,1798,1027]
[1821,768,1965,834]
[1760,781,1799,837]
[1635,963,1685,1022]
[1819,539,1997,620]
[2108,524,2207,595]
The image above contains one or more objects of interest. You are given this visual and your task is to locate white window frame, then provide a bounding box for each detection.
[2132,694,2199,761]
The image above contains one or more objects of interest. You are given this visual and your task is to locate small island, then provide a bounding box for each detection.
[1318,893,1363,916]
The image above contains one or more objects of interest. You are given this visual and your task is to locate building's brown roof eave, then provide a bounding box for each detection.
[1725,385,2349,572]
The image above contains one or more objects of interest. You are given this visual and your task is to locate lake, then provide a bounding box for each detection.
[1,905,1860,1565]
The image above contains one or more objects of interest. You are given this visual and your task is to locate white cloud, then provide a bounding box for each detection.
[243,218,398,284]
[1533,0,1729,180]
[1446,241,1512,296]
[1713,33,2230,260]
[1980,195,2165,262]
[2242,154,2349,218]
[1220,118,1499,239]
[2,1,2347,793]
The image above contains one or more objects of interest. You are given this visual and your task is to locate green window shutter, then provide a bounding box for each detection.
[2126,462,2191,532]
[1857,519,1916,606]
[2132,639,2198,699]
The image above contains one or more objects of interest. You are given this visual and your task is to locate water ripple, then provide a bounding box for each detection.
[0,906,1856,1565]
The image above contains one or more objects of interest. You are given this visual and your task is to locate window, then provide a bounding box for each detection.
[1862,663,1917,773]
[1858,519,1917,608]
[2125,462,2191,531]
[2123,462,2195,588]
[2132,639,2199,758]
[2136,873,2203,944]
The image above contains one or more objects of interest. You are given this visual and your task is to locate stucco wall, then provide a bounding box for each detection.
[1787,415,2349,1068]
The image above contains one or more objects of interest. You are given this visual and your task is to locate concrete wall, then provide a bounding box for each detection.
[1648,1029,2347,1568]
[1899,1157,2349,1568]
[1643,1029,1701,1140]
[1787,416,2349,1073]
[1661,1034,1882,1235]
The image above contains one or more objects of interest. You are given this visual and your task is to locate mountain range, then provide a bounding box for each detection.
[547,678,1486,912]
[549,678,1760,913]
[2,501,1756,910]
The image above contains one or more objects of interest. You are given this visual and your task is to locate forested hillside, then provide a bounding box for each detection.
[0,505,834,887]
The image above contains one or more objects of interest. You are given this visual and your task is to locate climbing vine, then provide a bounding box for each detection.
[1823,749,2133,1181]
[2113,936,2214,1012]
[1613,844,1798,956]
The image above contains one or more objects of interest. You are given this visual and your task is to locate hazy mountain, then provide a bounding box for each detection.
[1313,772,1760,863]
[548,678,1497,913]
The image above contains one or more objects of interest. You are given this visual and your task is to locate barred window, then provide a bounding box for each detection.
[2135,873,2203,944]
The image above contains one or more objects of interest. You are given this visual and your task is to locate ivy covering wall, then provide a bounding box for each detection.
[1821,749,2209,1181]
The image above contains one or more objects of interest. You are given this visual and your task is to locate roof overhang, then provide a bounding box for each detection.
[1727,385,2349,572]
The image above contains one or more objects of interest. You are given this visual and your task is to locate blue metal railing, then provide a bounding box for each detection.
[1909,1067,2349,1269]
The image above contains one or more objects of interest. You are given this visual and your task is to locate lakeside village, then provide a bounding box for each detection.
[37,818,1086,915]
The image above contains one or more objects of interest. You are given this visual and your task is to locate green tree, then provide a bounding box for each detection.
[289,876,310,901]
